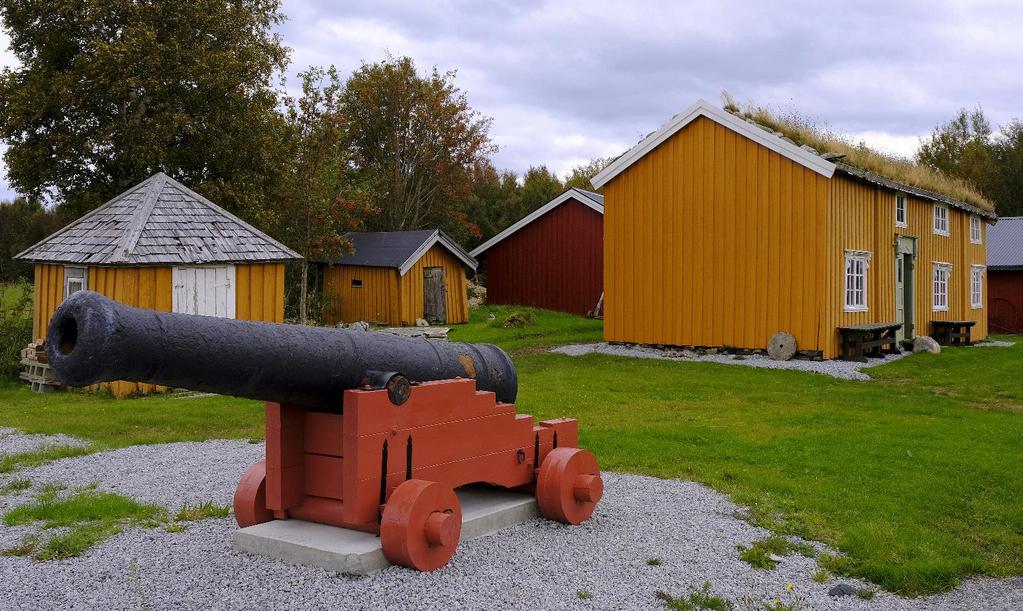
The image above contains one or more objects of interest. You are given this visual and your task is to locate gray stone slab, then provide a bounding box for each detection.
[232,486,540,575]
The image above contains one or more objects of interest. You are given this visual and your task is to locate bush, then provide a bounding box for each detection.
[1,280,33,378]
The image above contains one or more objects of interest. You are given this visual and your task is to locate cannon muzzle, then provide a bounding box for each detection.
[46,291,517,408]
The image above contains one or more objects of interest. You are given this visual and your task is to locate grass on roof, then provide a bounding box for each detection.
[720,92,994,213]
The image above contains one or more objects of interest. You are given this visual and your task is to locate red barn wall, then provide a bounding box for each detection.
[989,270,1023,334]
[483,198,603,315]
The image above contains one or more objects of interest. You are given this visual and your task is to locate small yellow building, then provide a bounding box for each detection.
[319,230,477,326]
[15,172,301,396]
[591,100,994,359]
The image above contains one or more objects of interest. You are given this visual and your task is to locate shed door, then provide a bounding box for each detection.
[173,266,236,318]
[423,267,446,324]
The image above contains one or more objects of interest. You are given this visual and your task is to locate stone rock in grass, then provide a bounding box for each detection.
[415,318,429,327]
[767,332,797,361]
[349,321,369,332]
[828,584,857,597]
[913,336,941,354]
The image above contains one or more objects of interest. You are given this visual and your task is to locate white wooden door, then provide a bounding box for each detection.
[172,266,236,318]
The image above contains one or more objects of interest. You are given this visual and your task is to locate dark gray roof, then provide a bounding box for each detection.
[15,173,301,266]
[324,230,477,275]
[576,189,604,205]
[834,162,996,221]
[987,217,1023,270]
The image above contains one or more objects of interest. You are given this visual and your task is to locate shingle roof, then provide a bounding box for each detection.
[15,173,301,266]
[322,229,477,275]
[987,217,1023,270]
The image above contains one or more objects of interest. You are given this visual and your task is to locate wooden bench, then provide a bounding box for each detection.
[930,320,976,346]
[837,322,902,362]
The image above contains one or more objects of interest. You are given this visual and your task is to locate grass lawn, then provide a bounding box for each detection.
[0,305,1020,595]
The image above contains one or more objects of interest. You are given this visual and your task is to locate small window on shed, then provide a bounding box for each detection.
[933,204,949,236]
[64,266,87,297]
[970,215,982,244]
[351,279,363,288]
[932,263,952,311]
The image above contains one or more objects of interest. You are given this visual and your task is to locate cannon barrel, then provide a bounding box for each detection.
[45,291,517,408]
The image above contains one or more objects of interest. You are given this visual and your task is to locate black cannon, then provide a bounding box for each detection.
[46,290,517,408]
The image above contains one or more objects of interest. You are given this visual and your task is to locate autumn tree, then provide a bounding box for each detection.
[340,56,496,237]
[274,67,375,322]
[0,0,290,221]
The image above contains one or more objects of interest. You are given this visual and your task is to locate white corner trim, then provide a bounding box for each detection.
[590,99,837,189]
[469,189,604,258]
[397,230,478,276]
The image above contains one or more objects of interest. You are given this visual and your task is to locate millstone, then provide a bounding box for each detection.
[767,332,797,361]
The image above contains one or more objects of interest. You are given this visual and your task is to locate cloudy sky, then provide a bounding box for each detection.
[2,0,1022,200]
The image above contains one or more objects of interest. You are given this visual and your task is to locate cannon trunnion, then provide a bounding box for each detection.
[47,291,603,572]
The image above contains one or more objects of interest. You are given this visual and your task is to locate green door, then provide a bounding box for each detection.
[895,236,916,342]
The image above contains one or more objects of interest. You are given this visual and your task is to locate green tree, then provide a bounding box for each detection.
[518,165,563,219]
[274,67,376,323]
[0,198,61,282]
[0,0,290,221]
[990,120,1023,216]
[917,107,996,197]
[562,157,615,193]
[464,161,522,247]
[339,56,496,237]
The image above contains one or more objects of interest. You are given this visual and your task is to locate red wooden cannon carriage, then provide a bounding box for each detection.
[236,377,601,570]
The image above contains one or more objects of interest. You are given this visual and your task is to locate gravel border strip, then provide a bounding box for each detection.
[551,343,908,380]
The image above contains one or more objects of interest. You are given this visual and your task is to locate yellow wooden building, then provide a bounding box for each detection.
[15,172,301,396]
[591,100,995,359]
[319,230,477,326]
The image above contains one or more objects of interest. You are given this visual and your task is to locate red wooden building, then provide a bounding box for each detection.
[987,216,1023,334]
[471,189,603,316]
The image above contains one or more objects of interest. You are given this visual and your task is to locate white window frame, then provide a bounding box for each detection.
[63,266,88,298]
[895,193,907,228]
[933,204,949,236]
[970,215,982,244]
[971,265,985,309]
[932,262,952,312]
[843,250,871,312]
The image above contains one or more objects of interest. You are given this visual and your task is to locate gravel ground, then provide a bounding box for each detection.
[0,438,1020,610]
[972,340,1016,348]
[0,427,90,457]
[552,343,908,381]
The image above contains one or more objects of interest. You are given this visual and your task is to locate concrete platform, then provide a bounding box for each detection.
[232,486,540,575]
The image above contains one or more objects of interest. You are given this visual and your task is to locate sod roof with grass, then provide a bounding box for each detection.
[720,97,996,219]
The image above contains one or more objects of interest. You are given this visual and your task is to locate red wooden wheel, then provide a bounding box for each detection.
[381,479,462,572]
[536,447,603,525]
[234,460,273,527]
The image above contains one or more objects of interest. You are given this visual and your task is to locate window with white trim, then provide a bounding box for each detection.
[971,265,985,308]
[970,215,982,244]
[64,266,87,297]
[895,193,907,227]
[933,204,949,236]
[844,250,870,312]
[932,263,952,311]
